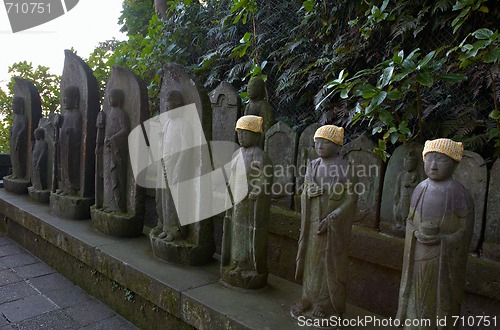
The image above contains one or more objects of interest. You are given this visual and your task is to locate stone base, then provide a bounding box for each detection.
[3,176,30,194]
[483,242,500,263]
[28,186,50,204]
[221,266,268,290]
[379,222,405,238]
[149,230,214,266]
[50,193,94,220]
[91,206,143,238]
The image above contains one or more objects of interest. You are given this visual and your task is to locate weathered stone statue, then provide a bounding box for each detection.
[4,78,42,194]
[150,63,214,265]
[95,111,106,209]
[396,138,474,328]
[393,150,419,231]
[50,50,99,219]
[30,127,48,191]
[91,66,147,237]
[9,97,28,179]
[57,86,82,196]
[28,116,55,203]
[221,115,273,289]
[291,125,356,320]
[102,89,129,213]
[244,76,275,144]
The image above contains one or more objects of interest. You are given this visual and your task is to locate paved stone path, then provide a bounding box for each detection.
[0,234,138,330]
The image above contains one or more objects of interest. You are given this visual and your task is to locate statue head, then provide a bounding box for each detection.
[34,127,44,140]
[63,86,80,110]
[247,76,266,101]
[165,90,185,111]
[235,115,263,147]
[12,97,24,115]
[313,125,344,158]
[422,138,463,182]
[108,89,124,108]
[403,150,418,172]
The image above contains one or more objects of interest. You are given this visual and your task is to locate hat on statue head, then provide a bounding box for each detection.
[235,115,263,133]
[314,125,344,146]
[423,138,463,162]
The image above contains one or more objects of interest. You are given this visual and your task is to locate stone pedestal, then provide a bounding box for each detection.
[149,230,215,266]
[91,207,143,238]
[27,186,50,203]
[3,176,30,194]
[220,268,268,290]
[50,193,94,220]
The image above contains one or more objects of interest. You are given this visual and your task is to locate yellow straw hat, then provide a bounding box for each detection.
[313,125,344,146]
[422,138,463,162]
[235,115,263,133]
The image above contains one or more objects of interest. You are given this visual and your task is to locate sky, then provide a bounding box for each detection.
[0,0,127,90]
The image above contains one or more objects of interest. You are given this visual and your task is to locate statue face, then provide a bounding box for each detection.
[63,87,79,110]
[108,90,124,107]
[424,152,456,181]
[12,98,23,114]
[34,128,44,140]
[247,77,265,100]
[404,157,417,171]
[314,138,339,159]
[237,129,260,147]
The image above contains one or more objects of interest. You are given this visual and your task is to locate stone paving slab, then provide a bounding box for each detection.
[0,234,138,330]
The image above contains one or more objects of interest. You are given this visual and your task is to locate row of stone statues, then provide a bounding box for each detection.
[1,51,477,327]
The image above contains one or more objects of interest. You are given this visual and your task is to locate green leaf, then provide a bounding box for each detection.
[372,127,383,135]
[483,48,500,63]
[417,50,435,69]
[473,28,494,40]
[393,50,404,65]
[390,132,399,144]
[379,110,393,125]
[387,90,403,100]
[490,110,500,120]
[302,0,315,12]
[416,72,434,87]
[378,66,394,88]
[372,91,387,106]
[437,73,468,83]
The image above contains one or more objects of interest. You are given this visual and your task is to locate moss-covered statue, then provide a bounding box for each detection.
[221,115,273,289]
[244,76,274,143]
[291,125,356,320]
[8,96,28,180]
[396,138,474,328]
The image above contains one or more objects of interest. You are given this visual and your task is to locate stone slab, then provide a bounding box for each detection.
[0,294,58,323]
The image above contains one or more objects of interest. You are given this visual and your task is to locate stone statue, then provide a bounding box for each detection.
[91,66,147,237]
[221,115,273,289]
[9,96,28,180]
[291,125,356,320]
[393,150,420,231]
[30,127,48,191]
[95,111,106,209]
[244,76,275,143]
[154,90,195,241]
[57,86,82,196]
[149,63,214,265]
[396,138,474,328]
[102,89,129,213]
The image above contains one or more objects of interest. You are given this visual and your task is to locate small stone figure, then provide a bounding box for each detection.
[102,89,129,213]
[396,138,474,329]
[244,76,275,142]
[8,96,28,179]
[95,111,106,209]
[292,125,356,320]
[221,115,273,289]
[57,86,82,196]
[393,150,420,231]
[30,127,48,191]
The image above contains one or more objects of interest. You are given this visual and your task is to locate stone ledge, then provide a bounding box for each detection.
[0,190,383,329]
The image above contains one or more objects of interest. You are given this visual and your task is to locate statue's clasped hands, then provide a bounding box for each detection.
[306,184,323,198]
